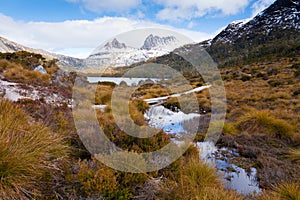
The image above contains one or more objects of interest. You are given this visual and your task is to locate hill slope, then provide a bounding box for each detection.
[201,0,300,66]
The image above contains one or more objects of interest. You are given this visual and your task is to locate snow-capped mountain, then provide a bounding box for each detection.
[141,34,178,51]
[85,34,181,69]
[0,34,184,70]
[0,37,25,53]
[104,38,127,49]
[0,36,83,70]
[196,0,300,65]
[211,0,300,45]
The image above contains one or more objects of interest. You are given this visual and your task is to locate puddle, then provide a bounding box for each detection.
[144,105,199,135]
[145,105,261,195]
[87,77,161,86]
[197,142,262,195]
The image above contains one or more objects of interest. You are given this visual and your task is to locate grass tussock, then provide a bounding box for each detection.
[95,85,113,105]
[0,59,12,72]
[272,182,300,200]
[4,64,50,85]
[259,182,300,200]
[162,157,242,200]
[2,60,50,85]
[236,109,294,138]
[0,99,67,199]
[286,149,300,163]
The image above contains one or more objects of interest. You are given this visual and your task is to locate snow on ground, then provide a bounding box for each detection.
[0,79,69,105]
[144,85,211,104]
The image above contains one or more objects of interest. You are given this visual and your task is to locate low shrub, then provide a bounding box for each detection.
[77,159,119,198]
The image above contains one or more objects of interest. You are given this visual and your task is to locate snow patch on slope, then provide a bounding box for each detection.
[85,34,184,69]
[0,79,69,104]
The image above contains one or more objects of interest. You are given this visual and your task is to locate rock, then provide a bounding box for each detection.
[141,34,177,50]
[104,38,127,49]
[34,65,47,74]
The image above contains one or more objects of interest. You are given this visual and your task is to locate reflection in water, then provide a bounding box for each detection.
[197,142,262,195]
[87,77,161,86]
[144,105,200,135]
[145,105,261,195]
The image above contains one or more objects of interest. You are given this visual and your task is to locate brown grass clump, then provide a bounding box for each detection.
[273,183,300,200]
[0,59,11,72]
[258,182,300,200]
[161,157,242,200]
[272,182,300,200]
[236,109,294,138]
[95,84,113,105]
[3,61,50,85]
[159,147,242,200]
[286,149,300,163]
[0,99,67,199]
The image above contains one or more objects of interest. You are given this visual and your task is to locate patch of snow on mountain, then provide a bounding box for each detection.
[86,35,184,69]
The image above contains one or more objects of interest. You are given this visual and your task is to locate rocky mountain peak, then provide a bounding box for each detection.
[141,34,177,50]
[104,38,127,49]
[269,0,299,9]
[258,0,300,17]
[211,0,300,45]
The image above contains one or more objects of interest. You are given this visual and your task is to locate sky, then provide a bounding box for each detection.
[0,0,275,58]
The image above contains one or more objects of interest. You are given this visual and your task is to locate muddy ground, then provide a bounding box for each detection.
[217,134,300,189]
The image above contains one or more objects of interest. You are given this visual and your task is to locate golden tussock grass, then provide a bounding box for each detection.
[0,99,67,199]
[236,109,294,138]
[258,182,300,200]
[286,149,300,163]
[161,157,242,200]
[3,61,50,85]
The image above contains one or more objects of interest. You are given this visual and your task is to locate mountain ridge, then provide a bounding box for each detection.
[0,36,84,70]
[85,34,182,69]
[200,0,300,66]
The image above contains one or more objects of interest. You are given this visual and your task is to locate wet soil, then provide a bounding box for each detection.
[217,134,300,189]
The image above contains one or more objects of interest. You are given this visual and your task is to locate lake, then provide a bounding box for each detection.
[87,77,162,86]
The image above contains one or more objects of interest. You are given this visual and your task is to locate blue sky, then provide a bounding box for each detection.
[0,0,275,58]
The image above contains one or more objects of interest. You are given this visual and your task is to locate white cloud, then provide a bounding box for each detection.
[67,0,252,21]
[67,0,142,12]
[251,0,275,17]
[154,0,250,21]
[0,13,212,58]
